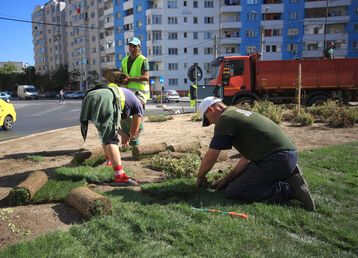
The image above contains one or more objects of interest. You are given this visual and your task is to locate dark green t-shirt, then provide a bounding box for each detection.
[211,107,296,161]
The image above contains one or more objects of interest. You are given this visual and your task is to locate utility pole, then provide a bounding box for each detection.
[297,63,302,114]
[214,34,218,59]
[260,26,264,60]
[323,0,329,56]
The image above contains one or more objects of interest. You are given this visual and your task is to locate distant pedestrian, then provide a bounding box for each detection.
[59,89,64,104]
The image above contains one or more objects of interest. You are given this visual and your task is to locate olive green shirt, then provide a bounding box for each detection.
[212,107,296,161]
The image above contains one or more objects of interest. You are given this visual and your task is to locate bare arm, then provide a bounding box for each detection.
[129,114,142,140]
[128,71,149,82]
[197,148,221,188]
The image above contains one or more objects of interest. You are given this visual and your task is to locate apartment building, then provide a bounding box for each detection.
[225,0,358,60]
[114,0,220,93]
[32,0,67,75]
[33,0,358,92]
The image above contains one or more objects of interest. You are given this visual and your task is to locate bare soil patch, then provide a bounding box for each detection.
[0,114,357,249]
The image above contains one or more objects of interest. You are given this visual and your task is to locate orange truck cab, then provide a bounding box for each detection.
[210,55,358,106]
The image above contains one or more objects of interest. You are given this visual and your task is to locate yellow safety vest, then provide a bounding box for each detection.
[108,83,125,110]
[121,54,150,99]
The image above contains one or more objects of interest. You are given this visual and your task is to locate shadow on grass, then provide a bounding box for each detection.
[107,179,245,208]
[0,148,85,160]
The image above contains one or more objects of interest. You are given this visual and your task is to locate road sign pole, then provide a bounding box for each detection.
[195,65,198,113]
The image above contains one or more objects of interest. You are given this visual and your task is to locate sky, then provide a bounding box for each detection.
[0,0,48,65]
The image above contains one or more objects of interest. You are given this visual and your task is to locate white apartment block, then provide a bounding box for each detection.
[144,0,220,92]
[32,0,67,75]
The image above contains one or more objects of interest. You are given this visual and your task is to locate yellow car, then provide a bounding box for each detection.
[0,99,16,130]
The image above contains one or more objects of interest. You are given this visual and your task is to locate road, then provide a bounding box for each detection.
[0,99,194,142]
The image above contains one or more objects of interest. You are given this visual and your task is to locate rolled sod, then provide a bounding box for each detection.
[132,143,167,160]
[167,141,201,154]
[71,148,105,166]
[65,186,112,219]
[8,170,48,205]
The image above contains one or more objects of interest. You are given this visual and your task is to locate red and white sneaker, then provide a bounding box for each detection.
[112,173,138,186]
[105,160,112,167]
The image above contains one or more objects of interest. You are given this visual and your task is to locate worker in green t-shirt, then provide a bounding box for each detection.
[196,97,315,211]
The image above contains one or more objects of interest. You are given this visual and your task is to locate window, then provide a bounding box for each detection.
[153,31,162,40]
[204,32,212,39]
[248,12,257,21]
[290,0,297,3]
[247,46,257,54]
[193,17,198,24]
[193,32,198,39]
[136,20,142,28]
[193,1,198,8]
[287,43,298,53]
[184,48,187,53]
[264,29,282,37]
[137,5,142,12]
[184,1,187,7]
[152,15,162,24]
[153,46,162,55]
[168,0,177,8]
[247,0,258,4]
[265,44,281,53]
[168,48,178,55]
[246,30,257,37]
[184,32,187,38]
[184,17,187,23]
[168,17,178,24]
[204,1,214,8]
[168,63,178,70]
[288,28,299,36]
[353,41,358,50]
[290,12,297,20]
[204,17,214,24]
[169,78,178,86]
[193,48,198,55]
[204,48,213,55]
[168,32,178,40]
[354,24,358,32]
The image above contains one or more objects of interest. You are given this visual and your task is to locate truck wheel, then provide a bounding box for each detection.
[233,96,255,107]
[3,115,14,130]
[307,95,327,106]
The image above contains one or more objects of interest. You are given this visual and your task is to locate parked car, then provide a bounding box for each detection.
[0,99,16,130]
[163,90,180,103]
[0,92,11,102]
[66,91,85,99]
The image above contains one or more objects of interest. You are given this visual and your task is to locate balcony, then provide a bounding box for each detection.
[123,0,133,10]
[104,19,114,29]
[261,20,283,27]
[102,60,116,69]
[146,8,163,16]
[221,37,241,45]
[305,0,351,9]
[262,4,284,13]
[124,14,134,25]
[220,5,241,13]
[105,46,115,54]
[104,7,113,16]
[221,21,241,29]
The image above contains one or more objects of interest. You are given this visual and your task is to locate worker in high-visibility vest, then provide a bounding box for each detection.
[119,37,150,100]
[80,69,145,186]
[189,84,197,107]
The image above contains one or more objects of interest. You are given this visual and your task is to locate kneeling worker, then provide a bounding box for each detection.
[196,97,315,211]
[80,70,145,185]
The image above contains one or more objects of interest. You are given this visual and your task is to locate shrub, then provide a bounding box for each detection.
[147,115,173,122]
[251,100,284,124]
[149,154,200,178]
[190,113,202,122]
[327,107,356,128]
[293,110,314,126]
[306,100,338,122]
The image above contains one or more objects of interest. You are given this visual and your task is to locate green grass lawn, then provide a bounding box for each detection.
[1,142,357,257]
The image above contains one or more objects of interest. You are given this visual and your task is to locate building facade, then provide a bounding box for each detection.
[32,0,358,92]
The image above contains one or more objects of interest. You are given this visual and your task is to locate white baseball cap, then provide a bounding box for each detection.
[128,37,141,46]
[198,96,222,127]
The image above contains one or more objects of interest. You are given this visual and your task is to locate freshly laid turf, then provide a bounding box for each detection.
[1,142,358,257]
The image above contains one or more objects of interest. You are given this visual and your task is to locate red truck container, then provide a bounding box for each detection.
[209,55,358,106]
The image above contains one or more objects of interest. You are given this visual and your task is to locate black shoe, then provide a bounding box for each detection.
[287,165,316,211]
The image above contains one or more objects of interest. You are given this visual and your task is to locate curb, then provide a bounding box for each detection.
[0,126,79,145]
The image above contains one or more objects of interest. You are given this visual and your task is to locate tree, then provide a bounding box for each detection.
[0,64,17,74]
[51,65,70,91]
